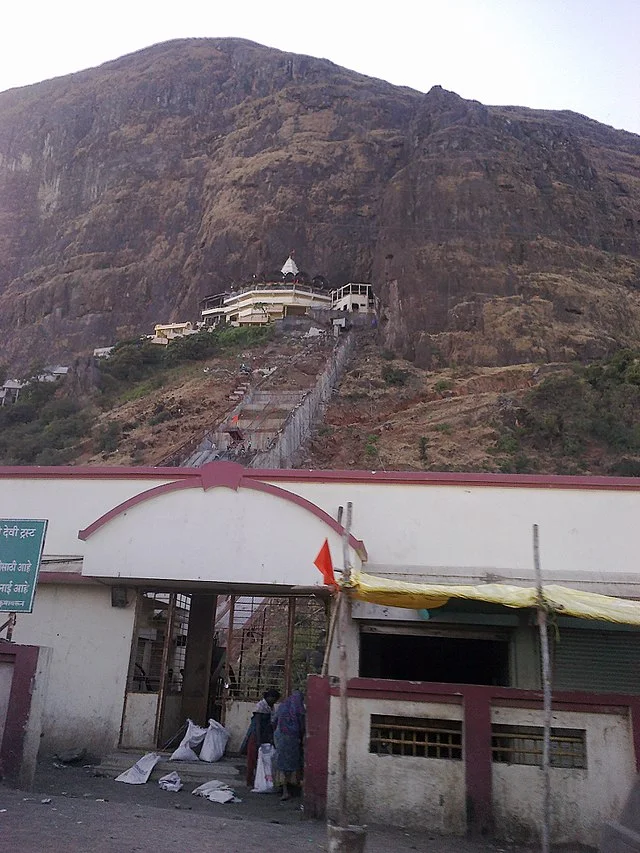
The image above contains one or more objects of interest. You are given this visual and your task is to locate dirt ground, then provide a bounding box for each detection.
[0,762,593,853]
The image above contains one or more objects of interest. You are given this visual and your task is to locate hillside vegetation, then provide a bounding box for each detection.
[305,339,640,476]
[2,330,639,477]
[0,326,273,466]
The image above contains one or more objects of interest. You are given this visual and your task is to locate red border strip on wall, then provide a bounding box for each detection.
[0,461,639,492]
[75,462,368,558]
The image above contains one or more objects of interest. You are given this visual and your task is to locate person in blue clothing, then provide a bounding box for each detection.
[273,689,305,801]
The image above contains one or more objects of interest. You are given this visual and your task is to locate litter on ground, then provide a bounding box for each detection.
[158,772,183,792]
[114,752,161,784]
[191,780,241,804]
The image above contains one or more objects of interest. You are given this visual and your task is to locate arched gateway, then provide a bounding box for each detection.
[78,462,365,751]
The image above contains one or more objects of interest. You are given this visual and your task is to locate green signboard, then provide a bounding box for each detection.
[0,519,48,613]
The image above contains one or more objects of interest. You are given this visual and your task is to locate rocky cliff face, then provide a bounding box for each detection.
[1,38,639,371]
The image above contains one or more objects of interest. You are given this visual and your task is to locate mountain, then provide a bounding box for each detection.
[1,37,640,372]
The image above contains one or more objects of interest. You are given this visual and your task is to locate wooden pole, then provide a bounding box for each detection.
[154,593,177,747]
[534,524,551,853]
[222,595,235,725]
[321,594,340,677]
[284,597,297,695]
[337,502,353,828]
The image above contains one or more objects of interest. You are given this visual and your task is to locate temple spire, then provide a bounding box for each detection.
[281,253,299,276]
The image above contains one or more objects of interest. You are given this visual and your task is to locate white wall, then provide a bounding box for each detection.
[2,469,639,594]
[285,481,640,592]
[491,706,636,847]
[81,486,360,587]
[1,476,174,556]
[327,697,466,833]
[11,583,135,757]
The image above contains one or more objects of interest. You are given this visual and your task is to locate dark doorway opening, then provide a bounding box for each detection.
[359,630,510,686]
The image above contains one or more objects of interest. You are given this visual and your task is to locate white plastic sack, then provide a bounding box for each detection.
[191,780,239,803]
[170,719,208,761]
[158,771,183,792]
[199,719,229,763]
[115,752,160,784]
[252,743,274,793]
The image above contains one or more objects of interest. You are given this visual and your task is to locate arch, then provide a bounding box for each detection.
[78,462,367,588]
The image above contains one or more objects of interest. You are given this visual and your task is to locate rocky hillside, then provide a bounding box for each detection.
[1,38,640,373]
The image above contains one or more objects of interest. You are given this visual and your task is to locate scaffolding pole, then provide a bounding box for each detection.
[534,523,552,853]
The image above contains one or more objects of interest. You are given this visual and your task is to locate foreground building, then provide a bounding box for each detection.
[1,462,639,846]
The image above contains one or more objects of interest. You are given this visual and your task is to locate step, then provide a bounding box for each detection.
[95,751,244,787]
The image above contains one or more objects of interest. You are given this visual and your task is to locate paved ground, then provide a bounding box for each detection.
[0,762,594,852]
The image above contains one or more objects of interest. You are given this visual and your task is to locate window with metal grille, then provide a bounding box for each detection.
[369,715,463,760]
[214,595,328,703]
[491,725,587,769]
[128,592,190,694]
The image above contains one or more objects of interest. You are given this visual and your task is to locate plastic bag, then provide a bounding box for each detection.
[252,743,274,793]
[158,771,183,792]
[192,780,238,803]
[115,752,160,784]
[199,719,229,763]
[170,719,208,761]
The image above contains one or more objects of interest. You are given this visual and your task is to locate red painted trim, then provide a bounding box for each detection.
[464,687,494,837]
[304,674,331,819]
[244,479,367,559]
[78,478,195,540]
[337,678,640,708]
[0,465,197,480]
[0,461,639,492]
[0,644,39,785]
[77,463,368,558]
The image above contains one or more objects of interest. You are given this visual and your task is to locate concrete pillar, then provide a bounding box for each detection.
[510,613,541,689]
[464,687,493,837]
[180,594,217,726]
[304,674,331,818]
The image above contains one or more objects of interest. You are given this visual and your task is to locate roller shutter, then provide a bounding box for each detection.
[553,629,640,694]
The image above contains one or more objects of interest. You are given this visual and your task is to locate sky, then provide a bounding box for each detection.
[2,0,639,134]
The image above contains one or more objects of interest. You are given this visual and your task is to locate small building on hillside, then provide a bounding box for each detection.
[331,282,376,314]
[37,366,69,383]
[0,379,25,406]
[149,322,199,345]
[93,347,115,359]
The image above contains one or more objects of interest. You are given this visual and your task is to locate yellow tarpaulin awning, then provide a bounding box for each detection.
[346,570,640,626]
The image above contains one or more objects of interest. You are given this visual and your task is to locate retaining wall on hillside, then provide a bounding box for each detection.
[250,331,355,469]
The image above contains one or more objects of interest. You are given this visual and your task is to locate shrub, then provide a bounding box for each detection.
[382,365,409,386]
[95,421,122,453]
[434,379,453,393]
[364,434,379,459]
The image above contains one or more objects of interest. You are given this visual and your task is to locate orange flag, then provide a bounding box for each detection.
[314,539,337,588]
